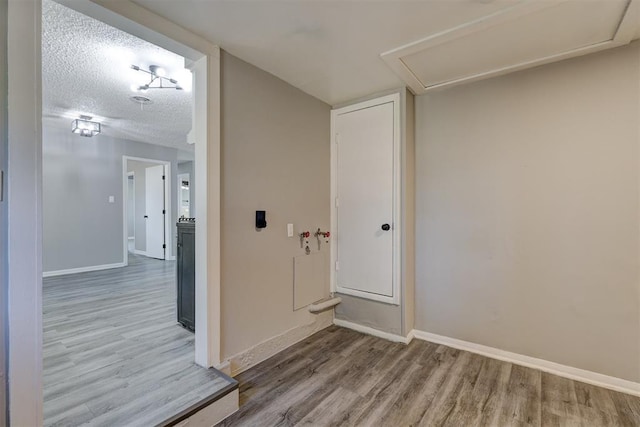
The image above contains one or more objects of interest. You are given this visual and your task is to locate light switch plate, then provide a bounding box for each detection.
[108,196,115,203]
[287,223,294,237]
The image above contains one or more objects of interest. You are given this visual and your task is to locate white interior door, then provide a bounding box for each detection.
[336,101,395,298]
[145,165,166,260]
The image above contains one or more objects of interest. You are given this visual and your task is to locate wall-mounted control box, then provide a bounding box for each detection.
[256,210,267,229]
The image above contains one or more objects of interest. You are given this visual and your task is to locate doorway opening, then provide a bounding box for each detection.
[38,1,228,425]
[7,0,224,422]
[123,157,172,261]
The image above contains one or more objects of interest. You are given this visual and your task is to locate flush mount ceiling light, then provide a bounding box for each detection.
[131,64,183,91]
[130,95,153,105]
[129,95,153,111]
[71,115,101,137]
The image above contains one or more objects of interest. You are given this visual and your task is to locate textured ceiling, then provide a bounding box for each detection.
[42,0,193,151]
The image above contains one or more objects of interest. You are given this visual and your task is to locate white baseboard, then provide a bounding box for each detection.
[43,262,126,278]
[333,319,414,344]
[226,312,333,377]
[412,329,640,397]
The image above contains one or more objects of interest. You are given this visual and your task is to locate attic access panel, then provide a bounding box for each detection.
[382,0,637,94]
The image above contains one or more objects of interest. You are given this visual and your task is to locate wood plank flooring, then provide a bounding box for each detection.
[43,254,235,427]
[219,326,640,426]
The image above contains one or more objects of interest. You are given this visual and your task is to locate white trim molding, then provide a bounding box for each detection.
[412,330,640,398]
[7,0,43,424]
[191,50,222,369]
[226,313,333,377]
[43,262,126,278]
[334,319,414,345]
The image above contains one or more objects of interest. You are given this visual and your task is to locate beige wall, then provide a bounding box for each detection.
[415,43,640,382]
[220,51,331,359]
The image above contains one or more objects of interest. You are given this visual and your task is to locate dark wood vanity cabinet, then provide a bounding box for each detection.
[176,220,195,332]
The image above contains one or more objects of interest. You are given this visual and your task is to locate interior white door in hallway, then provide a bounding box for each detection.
[145,164,166,260]
[334,97,397,302]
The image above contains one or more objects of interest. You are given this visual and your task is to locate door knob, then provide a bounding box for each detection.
[381,224,390,231]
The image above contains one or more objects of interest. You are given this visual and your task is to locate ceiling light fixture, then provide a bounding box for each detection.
[129,95,153,111]
[71,115,101,137]
[131,64,183,91]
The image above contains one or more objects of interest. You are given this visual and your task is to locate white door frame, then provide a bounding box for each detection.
[123,156,172,263]
[6,1,222,424]
[330,93,402,305]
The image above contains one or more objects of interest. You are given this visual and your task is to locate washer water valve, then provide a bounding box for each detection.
[300,231,311,254]
[315,228,330,249]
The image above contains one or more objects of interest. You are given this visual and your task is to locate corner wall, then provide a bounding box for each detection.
[415,42,640,382]
[220,51,332,363]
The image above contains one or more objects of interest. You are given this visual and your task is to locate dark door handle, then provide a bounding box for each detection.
[144,215,149,219]
[381,224,390,231]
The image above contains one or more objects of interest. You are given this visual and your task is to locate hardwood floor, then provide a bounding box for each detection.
[43,254,235,427]
[219,326,640,426]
